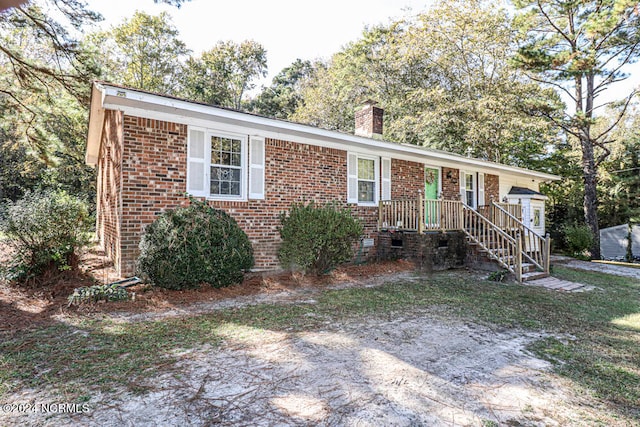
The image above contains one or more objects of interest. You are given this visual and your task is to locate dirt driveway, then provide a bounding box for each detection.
[9,309,583,426]
[95,316,571,427]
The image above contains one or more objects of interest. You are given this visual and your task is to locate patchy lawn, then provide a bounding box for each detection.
[0,265,639,426]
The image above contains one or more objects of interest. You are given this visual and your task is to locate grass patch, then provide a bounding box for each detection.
[0,267,639,422]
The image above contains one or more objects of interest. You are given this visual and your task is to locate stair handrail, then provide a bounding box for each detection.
[461,203,521,280]
[491,201,549,273]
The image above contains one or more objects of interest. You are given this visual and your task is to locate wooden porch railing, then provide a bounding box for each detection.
[462,203,522,282]
[379,194,463,233]
[478,202,522,226]
[378,194,551,282]
[491,201,551,274]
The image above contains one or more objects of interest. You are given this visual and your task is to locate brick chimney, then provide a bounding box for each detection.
[355,100,384,139]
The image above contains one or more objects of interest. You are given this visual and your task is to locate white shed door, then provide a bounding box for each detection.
[530,200,545,236]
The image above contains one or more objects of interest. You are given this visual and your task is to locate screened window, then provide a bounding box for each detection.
[357,158,376,203]
[210,136,242,196]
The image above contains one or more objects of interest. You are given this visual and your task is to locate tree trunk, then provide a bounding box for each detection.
[580,134,601,259]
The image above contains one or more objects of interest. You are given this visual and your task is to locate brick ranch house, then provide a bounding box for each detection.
[85,82,560,279]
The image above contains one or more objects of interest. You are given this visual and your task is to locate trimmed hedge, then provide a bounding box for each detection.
[137,199,254,289]
[278,201,363,275]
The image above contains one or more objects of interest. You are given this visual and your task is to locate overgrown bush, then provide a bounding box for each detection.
[67,284,129,306]
[0,190,91,284]
[278,202,364,275]
[137,199,254,289]
[563,224,594,259]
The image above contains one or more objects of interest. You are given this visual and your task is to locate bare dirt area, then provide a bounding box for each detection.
[7,311,593,427]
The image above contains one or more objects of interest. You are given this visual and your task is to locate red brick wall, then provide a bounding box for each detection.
[485,173,499,203]
[112,115,383,275]
[119,116,190,275]
[96,110,123,271]
[441,167,461,201]
[391,159,423,199]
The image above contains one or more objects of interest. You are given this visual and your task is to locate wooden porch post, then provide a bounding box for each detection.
[516,231,523,283]
[378,200,383,231]
[418,191,424,234]
[489,195,495,224]
[544,233,551,274]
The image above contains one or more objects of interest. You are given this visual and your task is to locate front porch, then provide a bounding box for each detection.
[377,195,551,282]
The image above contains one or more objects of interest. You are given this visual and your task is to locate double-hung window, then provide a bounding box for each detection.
[347,153,384,206]
[357,157,376,203]
[210,135,242,197]
[187,127,265,201]
[465,173,475,207]
[459,171,476,208]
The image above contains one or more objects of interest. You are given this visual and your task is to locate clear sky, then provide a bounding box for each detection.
[87,0,638,107]
[88,0,430,88]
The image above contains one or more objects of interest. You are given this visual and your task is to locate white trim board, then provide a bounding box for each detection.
[87,82,561,183]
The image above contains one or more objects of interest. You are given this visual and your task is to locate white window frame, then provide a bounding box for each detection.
[357,154,379,206]
[348,152,380,206]
[187,126,249,201]
[460,171,476,209]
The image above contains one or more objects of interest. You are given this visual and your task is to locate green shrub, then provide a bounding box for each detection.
[487,269,508,282]
[278,201,364,275]
[67,284,129,306]
[563,224,594,259]
[0,190,91,284]
[137,199,254,289]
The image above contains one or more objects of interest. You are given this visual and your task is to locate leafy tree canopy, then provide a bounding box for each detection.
[291,0,563,167]
[97,10,189,94]
[513,0,640,258]
[182,40,267,109]
[250,58,314,119]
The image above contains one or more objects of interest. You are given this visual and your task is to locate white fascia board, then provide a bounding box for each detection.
[98,83,562,182]
[85,85,107,166]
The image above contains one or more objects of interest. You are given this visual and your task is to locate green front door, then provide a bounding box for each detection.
[425,167,439,200]
[425,167,439,226]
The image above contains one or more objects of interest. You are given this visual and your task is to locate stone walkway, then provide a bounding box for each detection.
[523,276,593,292]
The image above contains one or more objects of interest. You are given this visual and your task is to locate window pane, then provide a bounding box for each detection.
[211,150,220,164]
[358,181,375,202]
[465,173,473,190]
[466,190,474,206]
[211,136,222,151]
[358,158,375,180]
[221,152,230,165]
[210,166,241,196]
[211,136,242,167]
[210,180,219,195]
[533,209,541,226]
[230,182,240,195]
